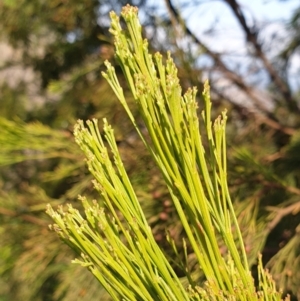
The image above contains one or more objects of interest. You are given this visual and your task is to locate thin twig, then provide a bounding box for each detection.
[223,0,299,112]
[211,86,296,136]
[266,201,300,231]
[0,207,48,226]
[163,0,296,136]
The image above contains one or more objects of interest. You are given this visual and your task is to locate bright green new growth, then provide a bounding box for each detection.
[47,5,287,300]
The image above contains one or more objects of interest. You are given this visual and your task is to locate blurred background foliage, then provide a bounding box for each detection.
[0,0,300,300]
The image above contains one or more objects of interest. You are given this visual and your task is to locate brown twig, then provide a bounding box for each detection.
[266,201,300,231]
[164,0,270,111]
[163,0,296,136]
[211,86,296,136]
[223,0,299,112]
[0,207,48,226]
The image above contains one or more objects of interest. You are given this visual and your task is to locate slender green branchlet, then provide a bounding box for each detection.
[47,5,289,301]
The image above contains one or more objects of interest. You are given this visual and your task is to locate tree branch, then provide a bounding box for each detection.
[163,0,296,136]
[0,207,48,226]
[223,0,299,112]
[211,86,296,135]
[266,201,300,232]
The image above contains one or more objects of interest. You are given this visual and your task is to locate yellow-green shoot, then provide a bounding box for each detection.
[47,5,288,301]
